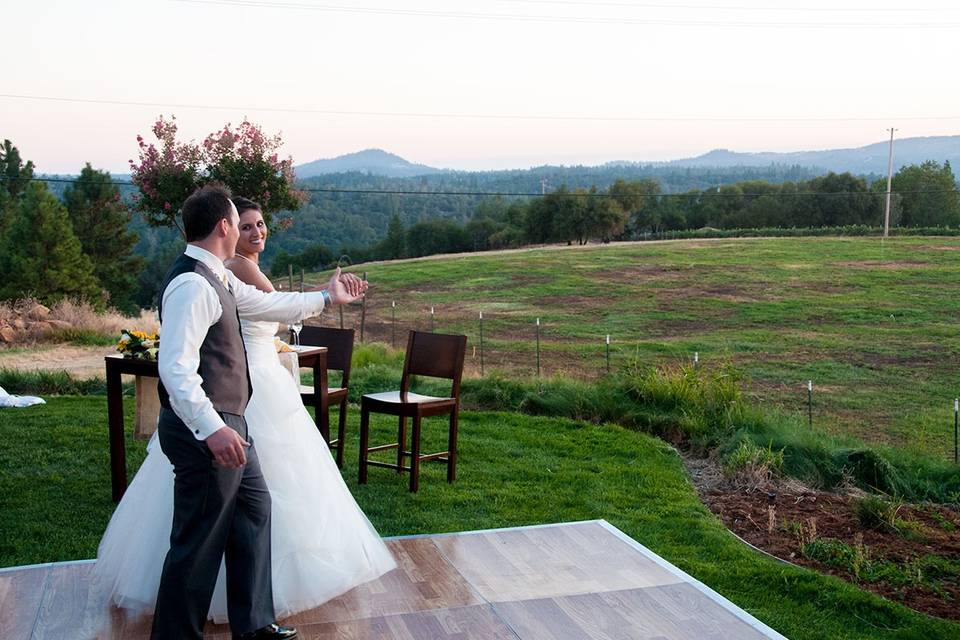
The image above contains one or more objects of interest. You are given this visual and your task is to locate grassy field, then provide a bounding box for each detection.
[1,397,958,639]
[313,237,960,462]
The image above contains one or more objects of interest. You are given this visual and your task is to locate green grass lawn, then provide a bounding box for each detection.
[1,397,958,639]
[316,237,960,461]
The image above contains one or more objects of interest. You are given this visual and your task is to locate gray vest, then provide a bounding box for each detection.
[156,253,252,417]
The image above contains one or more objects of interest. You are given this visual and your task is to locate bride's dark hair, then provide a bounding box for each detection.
[233,196,262,216]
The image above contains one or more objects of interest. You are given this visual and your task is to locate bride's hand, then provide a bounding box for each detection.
[327,267,368,305]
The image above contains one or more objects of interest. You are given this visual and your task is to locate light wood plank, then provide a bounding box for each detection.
[31,562,111,640]
[495,584,776,640]
[282,538,483,626]
[0,566,49,640]
[434,522,682,602]
[294,604,520,639]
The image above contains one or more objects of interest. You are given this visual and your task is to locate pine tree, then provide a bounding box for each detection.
[63,164,143,313]
[0,139,34,199]
[0,182,102,304]
[379,214,406,259]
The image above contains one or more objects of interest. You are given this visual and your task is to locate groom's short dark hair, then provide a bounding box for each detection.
[182,183,234,241]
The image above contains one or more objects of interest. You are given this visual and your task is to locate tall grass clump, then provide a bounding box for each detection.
[722,439,785,489]
[0,368,122,396]
[621,361,751,447]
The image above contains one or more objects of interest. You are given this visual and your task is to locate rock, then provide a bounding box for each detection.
[27,304,51,320]
[47,319,72,330]
[0,326,17,343]
[12,318,26,330]
[31,321,53,334]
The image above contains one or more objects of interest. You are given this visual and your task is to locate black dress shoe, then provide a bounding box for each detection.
[233,622,298,640]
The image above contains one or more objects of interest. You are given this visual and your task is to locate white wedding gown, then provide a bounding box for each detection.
[91,319,396,623]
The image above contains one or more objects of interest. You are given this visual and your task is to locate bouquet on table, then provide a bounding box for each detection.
[116,329,160,360]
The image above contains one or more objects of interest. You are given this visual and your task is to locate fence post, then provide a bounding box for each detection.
[430,306,435,332]
[954,398,958,465]
[359,271,367,342]
[605,334,610,374]
[288,264,293,291]
[535,317,541,380]
[391,301,396,348]
[479,311,484,376]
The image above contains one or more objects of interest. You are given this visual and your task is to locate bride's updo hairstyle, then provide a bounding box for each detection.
[182,183,234,241]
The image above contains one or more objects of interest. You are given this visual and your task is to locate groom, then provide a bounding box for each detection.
[153,184,365,639]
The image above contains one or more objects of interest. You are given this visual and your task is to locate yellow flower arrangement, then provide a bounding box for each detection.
[117,329,160,360]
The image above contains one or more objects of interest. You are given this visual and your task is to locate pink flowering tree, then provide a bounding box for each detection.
[130,116,304,237]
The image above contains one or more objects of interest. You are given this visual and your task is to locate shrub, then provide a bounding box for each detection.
[854,495,903,531]
[802,537,871,580]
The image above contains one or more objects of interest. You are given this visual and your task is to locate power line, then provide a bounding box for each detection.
[172,0,960,27]
[505,0,960,12]
[5,174,957,199]
[3,93,958,124]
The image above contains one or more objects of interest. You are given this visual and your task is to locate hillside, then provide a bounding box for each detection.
[312,236,960,462]
[295,148,444,178]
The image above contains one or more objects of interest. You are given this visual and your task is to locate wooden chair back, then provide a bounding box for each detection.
[400,330,467,398]
[298,326,356,387]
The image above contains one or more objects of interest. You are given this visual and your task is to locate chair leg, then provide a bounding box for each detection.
[448,409,458,483]
[410,415,422,493]
[359,407,370,484]
[319,398,331,445]
[335,397,347,469]
[397,416,407,474]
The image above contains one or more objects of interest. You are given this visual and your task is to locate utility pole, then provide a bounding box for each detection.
[883,127,897,237]
[541,177,547,195]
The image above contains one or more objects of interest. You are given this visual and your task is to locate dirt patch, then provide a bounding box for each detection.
[684,454,960,621]
[595,263,699,283]
[0,344,116,379]
[788,282,857,295]
[834,260,929,270]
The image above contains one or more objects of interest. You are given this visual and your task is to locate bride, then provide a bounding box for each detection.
[92,197,396,624]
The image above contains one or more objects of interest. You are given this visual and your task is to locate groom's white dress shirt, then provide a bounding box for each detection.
[158,244,326,441]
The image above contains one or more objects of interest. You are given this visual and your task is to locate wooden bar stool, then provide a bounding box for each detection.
[298,326,355,468]
[359,330,467,492]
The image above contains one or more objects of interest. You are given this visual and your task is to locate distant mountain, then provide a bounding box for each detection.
[297,136,959,181]
[643,135,960,175]
[295,148,444,179]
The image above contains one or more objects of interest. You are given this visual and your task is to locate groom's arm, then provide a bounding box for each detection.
[157,275,229,441]
[228,271,327,323]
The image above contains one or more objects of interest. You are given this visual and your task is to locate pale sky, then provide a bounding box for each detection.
[3,0,959,174]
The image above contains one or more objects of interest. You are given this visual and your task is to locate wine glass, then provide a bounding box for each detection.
[290,321,303,347]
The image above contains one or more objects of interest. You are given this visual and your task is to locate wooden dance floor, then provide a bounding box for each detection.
[1,520,786,639]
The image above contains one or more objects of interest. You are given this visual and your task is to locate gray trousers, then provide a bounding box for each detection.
[151,408,275,639]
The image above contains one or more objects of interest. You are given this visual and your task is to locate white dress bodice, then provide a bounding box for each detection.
[241,318,282,364]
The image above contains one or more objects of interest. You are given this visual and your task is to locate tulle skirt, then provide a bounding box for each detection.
[91,350,396,623]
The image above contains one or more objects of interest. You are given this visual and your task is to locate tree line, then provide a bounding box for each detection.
[269,162,960,275]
